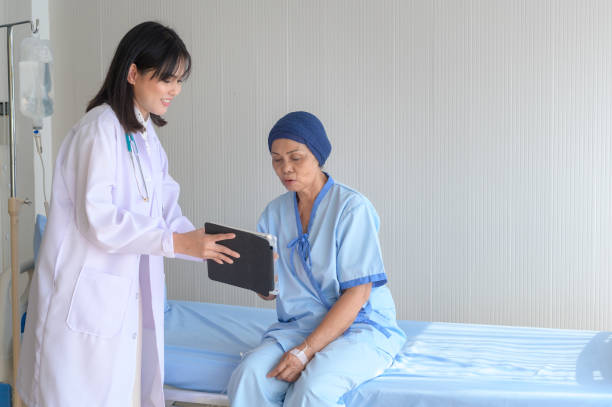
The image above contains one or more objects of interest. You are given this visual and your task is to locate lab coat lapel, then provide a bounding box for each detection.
[138,255,165,406]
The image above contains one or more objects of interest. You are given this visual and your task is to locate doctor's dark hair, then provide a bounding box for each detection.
[86,21,191,133]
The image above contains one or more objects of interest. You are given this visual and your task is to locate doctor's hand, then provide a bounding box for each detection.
[267,342,313,382]
[173,229,240,264]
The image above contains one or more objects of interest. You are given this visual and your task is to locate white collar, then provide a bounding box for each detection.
[134,106,150,130]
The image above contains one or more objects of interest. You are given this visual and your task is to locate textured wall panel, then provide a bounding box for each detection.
[49,0,612,330]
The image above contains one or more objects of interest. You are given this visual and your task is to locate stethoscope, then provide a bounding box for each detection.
[125,132,149,202]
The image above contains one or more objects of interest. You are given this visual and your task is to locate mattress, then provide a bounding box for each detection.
[164,300,612,406]
[164,301,277,394]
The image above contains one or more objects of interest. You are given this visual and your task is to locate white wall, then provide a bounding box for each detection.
[49,0,612,331]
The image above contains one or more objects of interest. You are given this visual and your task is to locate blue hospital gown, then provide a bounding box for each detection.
[228,175,406,406]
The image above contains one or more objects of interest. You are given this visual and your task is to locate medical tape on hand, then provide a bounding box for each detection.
[290,348,308,365]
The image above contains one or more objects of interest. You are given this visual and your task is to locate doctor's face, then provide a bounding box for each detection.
[271,138,322,193]
[128,63,183,119]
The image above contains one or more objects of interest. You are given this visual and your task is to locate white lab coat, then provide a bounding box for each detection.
[17,104,194,407]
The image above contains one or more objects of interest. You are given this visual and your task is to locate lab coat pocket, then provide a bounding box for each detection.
[67,269,132,338]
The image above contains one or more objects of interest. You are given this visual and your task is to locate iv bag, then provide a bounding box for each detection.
[19,37,54,128]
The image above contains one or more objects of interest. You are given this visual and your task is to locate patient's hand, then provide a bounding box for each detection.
[257,292,276,301]
[257,252,279,300]
[267,342,312,382]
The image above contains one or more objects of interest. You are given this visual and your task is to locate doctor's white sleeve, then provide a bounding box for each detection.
[159,145,202,262]
[70,121,176,257]
[159,145,195,233]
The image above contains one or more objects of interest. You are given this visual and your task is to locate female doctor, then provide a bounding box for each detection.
[17,21,238,407]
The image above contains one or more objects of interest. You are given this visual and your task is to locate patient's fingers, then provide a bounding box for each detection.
[286,371,300,383]
[257,293,276,301]
[267,352,305,382]
[277,364,300,382]
[268,356,291,378]
[267,362,283,378]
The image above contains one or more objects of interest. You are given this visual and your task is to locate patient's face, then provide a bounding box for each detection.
[270,139,321,193]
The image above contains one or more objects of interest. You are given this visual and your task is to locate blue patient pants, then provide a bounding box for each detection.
[227,335,392,407]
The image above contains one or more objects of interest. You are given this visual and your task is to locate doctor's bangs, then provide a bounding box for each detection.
[149,41,191,82]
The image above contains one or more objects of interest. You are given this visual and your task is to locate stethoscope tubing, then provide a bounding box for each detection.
[125,132,150,202]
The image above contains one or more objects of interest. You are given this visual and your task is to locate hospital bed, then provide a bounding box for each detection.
[27,218,612,406]
[163,300,612,406]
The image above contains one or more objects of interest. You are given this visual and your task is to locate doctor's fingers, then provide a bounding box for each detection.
[207,232,236,243]
[212,242,240,259]
[204,241,241,263]
[203,248,235,264]
[202,234,239,257]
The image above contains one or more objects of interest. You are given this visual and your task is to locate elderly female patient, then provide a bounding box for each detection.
[228,112,406,406]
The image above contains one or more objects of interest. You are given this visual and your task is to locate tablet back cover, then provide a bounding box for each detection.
[205,222,274,296]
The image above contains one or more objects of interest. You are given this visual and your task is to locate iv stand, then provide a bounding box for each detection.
[1,18,39,407]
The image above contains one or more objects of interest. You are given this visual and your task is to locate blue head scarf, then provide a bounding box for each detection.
[268,111,331,166]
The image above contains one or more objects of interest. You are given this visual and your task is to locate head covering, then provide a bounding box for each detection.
[268,111,332,166]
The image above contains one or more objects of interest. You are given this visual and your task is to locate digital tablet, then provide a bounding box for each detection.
[204,222,277,297]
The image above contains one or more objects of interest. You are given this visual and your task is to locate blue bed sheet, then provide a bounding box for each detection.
[164,300,612,406]
[164,301,277,393]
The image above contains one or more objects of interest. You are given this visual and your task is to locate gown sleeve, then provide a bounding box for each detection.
[70,119,175,257]
[335,198,388,290]
[256,211,268,234]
